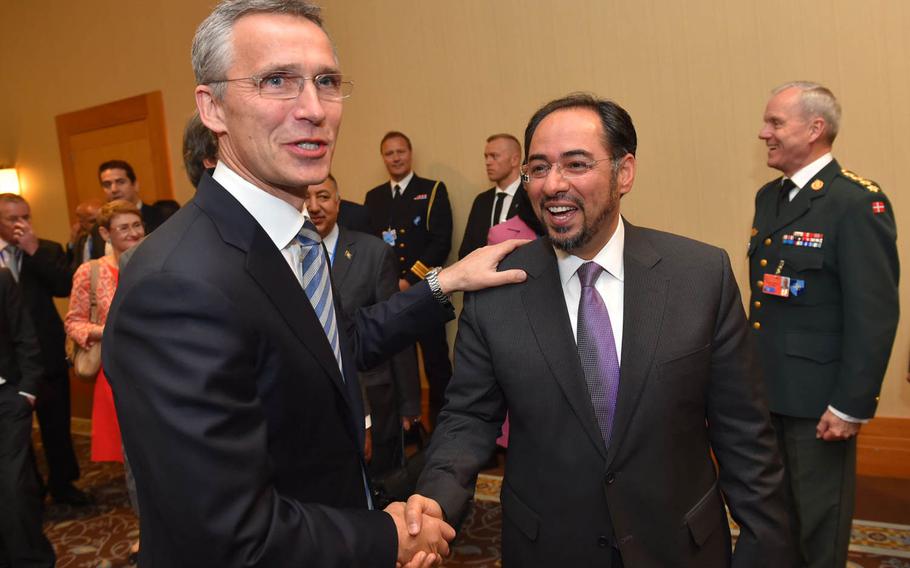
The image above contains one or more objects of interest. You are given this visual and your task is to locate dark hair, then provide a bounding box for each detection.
[98,160,136,183]
[524,93,637,162]
[183,112,218,187]
[380,131,411,151]
[154,199,181,220]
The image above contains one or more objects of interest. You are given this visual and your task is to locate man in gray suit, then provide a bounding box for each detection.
[407,94,793,567]
[305,174,422,475]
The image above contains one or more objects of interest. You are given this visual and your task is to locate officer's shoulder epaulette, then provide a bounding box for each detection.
[840,168,881,193]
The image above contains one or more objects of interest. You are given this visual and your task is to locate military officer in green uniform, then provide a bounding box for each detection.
[748,81,899,567]
[365,131,453,426]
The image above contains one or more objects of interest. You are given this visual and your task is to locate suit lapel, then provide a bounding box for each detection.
[506,186,526,219]
[195,176,348,397]
[606,222,668,467]
[522,240,608,460]
[330,227,355,287]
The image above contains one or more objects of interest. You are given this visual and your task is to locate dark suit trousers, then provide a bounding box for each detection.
[34,369,79,489]
[772,413,855,568]
[417,323,451,428]
[365,382,399,476]
[0,388,56,567]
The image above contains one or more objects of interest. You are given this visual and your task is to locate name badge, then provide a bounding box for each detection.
[762,274,790,297]
[382,228,397,246]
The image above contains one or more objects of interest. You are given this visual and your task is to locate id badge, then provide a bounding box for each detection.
[762,273,790,297]
[382,228,397,246]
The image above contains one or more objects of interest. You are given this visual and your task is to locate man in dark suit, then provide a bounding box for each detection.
[103,3,524,566]
[749,82,899,567]
[306,174,422,475]
[0,193,87,506]
[66,199,101,268]
[338,197,372,233]
[364,132,454,427]
[0,268,56,567]
[458,133,524,259]
[408,94,793,567]
[87,160,167,258]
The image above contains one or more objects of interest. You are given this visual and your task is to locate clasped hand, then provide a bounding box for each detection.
[385,494,454,567]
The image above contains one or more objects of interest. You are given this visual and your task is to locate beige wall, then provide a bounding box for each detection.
[2,0,908,417]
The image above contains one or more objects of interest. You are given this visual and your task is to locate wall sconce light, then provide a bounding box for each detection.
[0,168,21,195]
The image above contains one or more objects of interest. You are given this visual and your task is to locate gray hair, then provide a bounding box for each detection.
[772,81,842,143]
[192,0,325,99]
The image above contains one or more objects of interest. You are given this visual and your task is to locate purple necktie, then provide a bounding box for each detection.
[576,262,620,447]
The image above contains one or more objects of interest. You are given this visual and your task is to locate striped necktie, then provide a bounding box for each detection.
[297,220,343,376]
[1,245,21,282]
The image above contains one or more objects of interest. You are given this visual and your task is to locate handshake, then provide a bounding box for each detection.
[385,494,455,567]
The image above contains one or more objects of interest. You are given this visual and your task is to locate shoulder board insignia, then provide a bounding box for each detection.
[841,168,881,192]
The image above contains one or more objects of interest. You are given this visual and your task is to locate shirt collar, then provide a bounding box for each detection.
[496,177,521,196]
[212,161,309,250]
[390,171,415,194]
[0,237,11,250]
[788,152,833,189]
[556,217,625,286]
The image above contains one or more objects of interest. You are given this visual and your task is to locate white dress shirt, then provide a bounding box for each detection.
[491,177,521,226]
[389,171,414,197]
[556,218,625,365]
[783,152,833,200]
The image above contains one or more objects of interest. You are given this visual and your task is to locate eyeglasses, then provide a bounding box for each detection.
[520,157,614,183]
[110,221,144,236]
[209,72,353,101]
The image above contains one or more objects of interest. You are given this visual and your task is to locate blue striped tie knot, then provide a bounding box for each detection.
[297,220,343,376]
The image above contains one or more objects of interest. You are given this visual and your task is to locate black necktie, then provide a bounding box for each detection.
[393,184,402,200]
[777,178,797,216]
[491,192,506,228]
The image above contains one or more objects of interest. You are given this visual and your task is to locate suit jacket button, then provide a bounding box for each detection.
[759,259,768,267]
[764,238,772,246]
[399,257,405,262]
[752,322,761,330]
[598,535,609,548]
[756,280,764,288]
[753,301,761,309]
[400,229,406,234]
[605,471,615,484]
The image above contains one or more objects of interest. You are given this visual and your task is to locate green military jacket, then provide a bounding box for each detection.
[747,159,899,419]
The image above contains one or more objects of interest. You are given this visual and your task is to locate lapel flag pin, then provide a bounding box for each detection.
[872,201,886,214]
[345,249,352,259]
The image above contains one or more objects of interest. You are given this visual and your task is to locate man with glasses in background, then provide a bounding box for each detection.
[103,1,525,567]
[407,93,793,567]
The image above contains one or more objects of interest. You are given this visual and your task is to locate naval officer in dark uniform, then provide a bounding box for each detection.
[748,81,899,568]
[365,131,453,426]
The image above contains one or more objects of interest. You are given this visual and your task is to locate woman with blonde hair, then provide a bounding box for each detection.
[65,198,144,563]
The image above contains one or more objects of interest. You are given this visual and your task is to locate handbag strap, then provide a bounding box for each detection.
[88,260,100,325]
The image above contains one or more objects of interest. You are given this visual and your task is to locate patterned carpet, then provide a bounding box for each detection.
[36,435,910,567]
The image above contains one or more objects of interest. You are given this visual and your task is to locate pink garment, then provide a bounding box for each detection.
[487,216,539,447]
[487,215,538,245]
[65,259,123,463]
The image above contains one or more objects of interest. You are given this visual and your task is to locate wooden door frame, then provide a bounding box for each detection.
[55,91,173,222]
